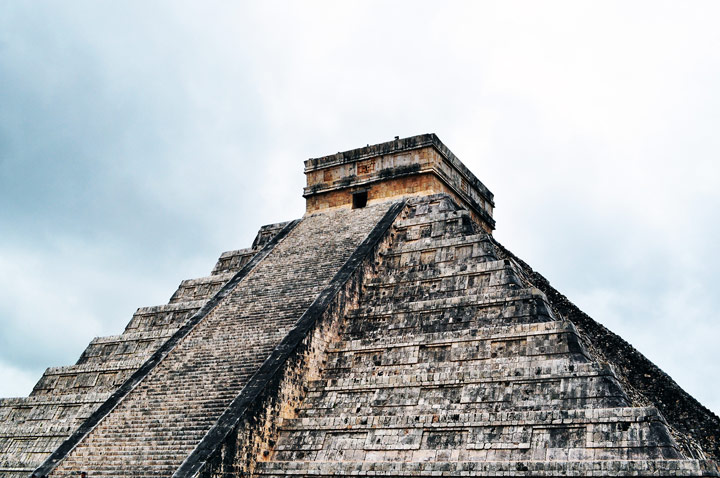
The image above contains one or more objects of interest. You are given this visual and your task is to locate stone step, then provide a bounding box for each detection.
[250,220,294,250]
[363,259,518,288]
[211,247,255,275]
[300,367,629,414]
[256,459,720,476]
[393,209,472,229]
[280,406,667,431]
[34,358,149,390]
[76,332,173,366]
[31,374,132,397]
[83,426,210,438]
[168,272,235,304]
[392,217,478,244]
[87,329,178,345]
[1,392,111,407]
[0,420,83,437]
[0,395,106,429]
[325,324,589,374]
[360,284,523,306]
[348,287,551,318]
[361,264,523,305]
[296,396,631,418]
[113,395,236,407]
[66,353,156,373]
[76,436,208,448]
[307,359,618,393]
[342,295,556,341]
[0,468,34,478]
[62,455,193,464]
[124,300,204,332]
[323,353,593,385]
[330,320,576,353]
[55,463,183,476]
[58,469,180,476]
[381,233,492,255]
[274,421,681,461]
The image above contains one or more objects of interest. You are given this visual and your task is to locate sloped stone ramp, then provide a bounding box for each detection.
[34,202,400,477]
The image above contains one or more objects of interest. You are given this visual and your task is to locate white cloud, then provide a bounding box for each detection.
[0,238,205,378]
[0,360,37,398]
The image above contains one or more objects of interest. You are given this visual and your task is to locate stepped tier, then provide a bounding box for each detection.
[168,272,235,304]
[3,134,716,477]
[257,459,719,477]
[211,248,255,275]
[0,221,288,477]
[47,203,394,477]
[1,194,715,478]
[260,196,719,477]
[208,222,293,277]
[122,300,205,333]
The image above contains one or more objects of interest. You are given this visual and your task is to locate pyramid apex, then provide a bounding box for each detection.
[303,134,496,232]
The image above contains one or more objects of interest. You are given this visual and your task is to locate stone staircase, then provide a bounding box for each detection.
[4,195,719,477]
[45,203,393,477]
[0,221,286,477]
[257,196,720,477]
[5,132,718,477]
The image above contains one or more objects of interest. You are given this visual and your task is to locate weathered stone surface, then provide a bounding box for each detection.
[255,195,719,477]
[0,134,717,478]
[0,223,284,476]
[46,203,394,477]
[303,134,495,232]
[492,239,720,462]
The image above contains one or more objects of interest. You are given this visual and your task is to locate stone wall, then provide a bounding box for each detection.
[256,194,719,478]
[490,238,720,462]
[40,202,396,477]
[303,134,495,232]
[305,173,493,234]
[0,222,285,478]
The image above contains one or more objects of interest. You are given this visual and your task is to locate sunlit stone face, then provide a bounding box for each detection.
[303,134,495,233]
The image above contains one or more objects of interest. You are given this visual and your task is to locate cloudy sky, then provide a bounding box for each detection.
[1,1,718,415]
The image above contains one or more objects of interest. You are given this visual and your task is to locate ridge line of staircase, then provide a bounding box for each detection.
[173,200,407,478]
[31,219,302,478]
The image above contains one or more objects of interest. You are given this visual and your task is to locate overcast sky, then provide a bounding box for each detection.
[1,1,718,415]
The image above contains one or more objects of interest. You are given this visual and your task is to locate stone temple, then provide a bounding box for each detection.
[1,134,718,477]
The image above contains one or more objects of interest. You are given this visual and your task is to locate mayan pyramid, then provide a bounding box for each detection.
[1,134,718,477]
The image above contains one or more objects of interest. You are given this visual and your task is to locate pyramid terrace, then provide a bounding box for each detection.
[0,134,718,478]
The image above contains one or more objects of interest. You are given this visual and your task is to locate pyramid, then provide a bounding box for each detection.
[1,134,718,477]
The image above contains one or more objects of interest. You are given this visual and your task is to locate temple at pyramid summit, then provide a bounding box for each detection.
[1,133,719,477]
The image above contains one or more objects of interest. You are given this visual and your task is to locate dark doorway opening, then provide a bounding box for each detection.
[352,191,368,209]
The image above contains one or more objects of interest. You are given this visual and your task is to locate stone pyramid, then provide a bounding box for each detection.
[1,134,718,477]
